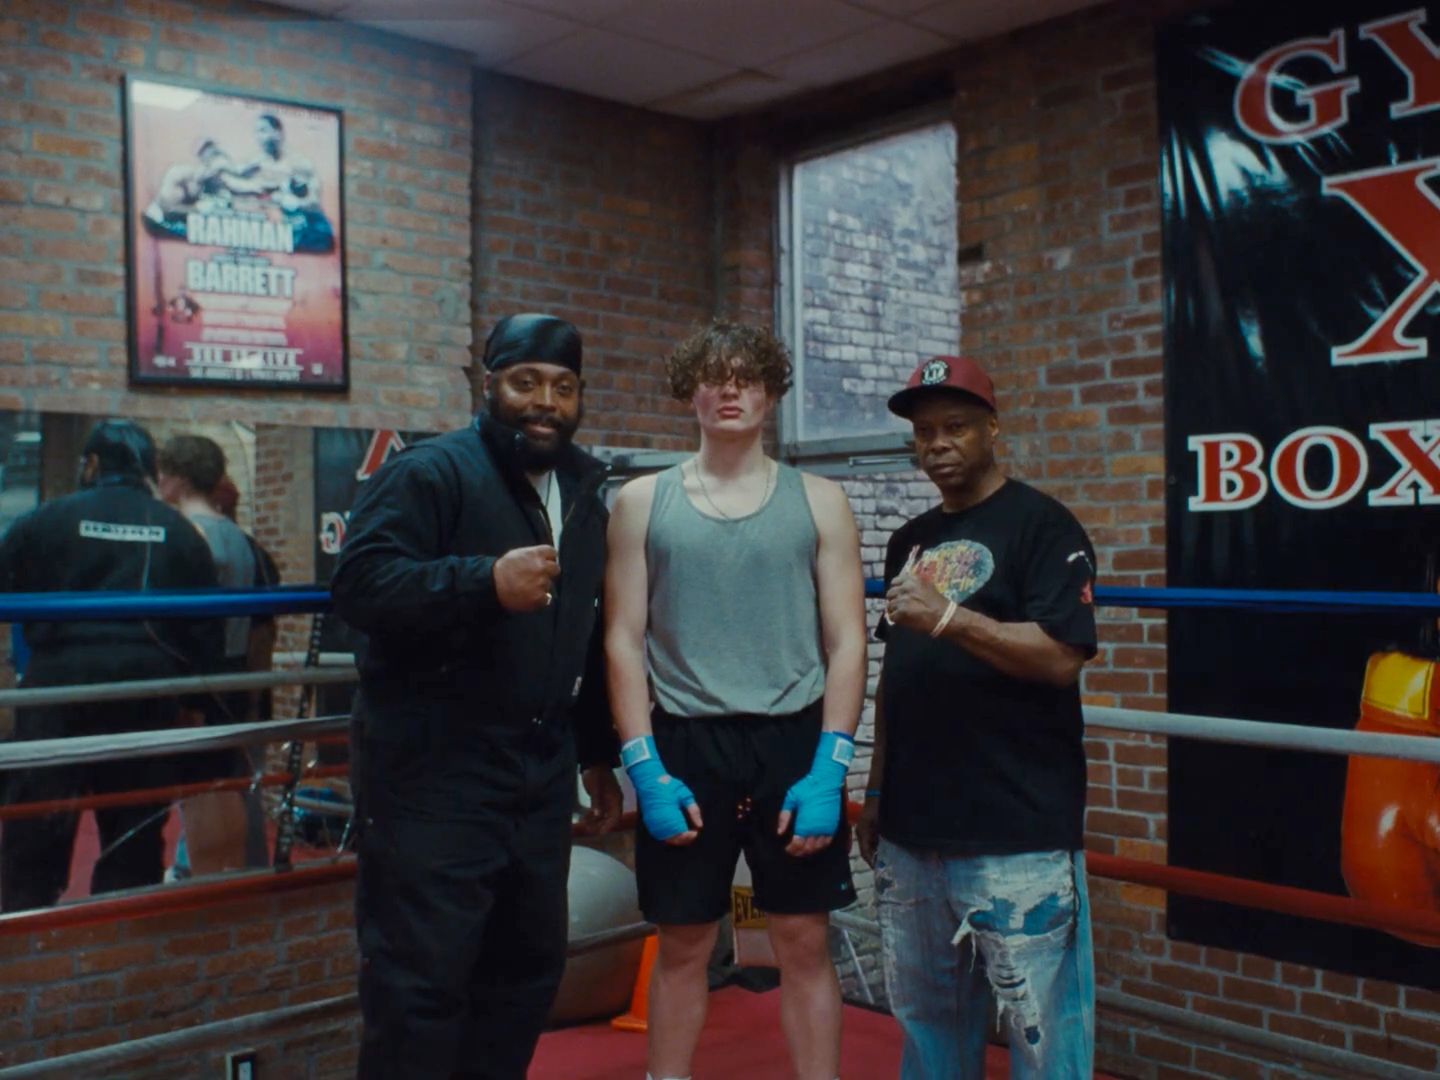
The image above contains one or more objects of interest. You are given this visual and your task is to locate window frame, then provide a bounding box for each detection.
[775,108,959,464]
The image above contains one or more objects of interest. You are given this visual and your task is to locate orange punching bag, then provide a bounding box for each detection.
[1341,651,1440,947]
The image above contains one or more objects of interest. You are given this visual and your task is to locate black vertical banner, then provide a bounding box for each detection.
[1160,2,1440,983]
[312,427,431,717]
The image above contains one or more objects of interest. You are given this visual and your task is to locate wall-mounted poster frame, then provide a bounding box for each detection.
[123,75,348,391]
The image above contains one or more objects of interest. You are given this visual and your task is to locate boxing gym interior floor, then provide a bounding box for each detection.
[531,987,1123,1078]
[61,814,1119,1078]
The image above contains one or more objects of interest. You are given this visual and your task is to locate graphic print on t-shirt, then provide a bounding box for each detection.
[914,539,995,604]
[1067,549,1095,605]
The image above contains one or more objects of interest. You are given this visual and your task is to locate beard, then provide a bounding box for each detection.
[487,391,583,471]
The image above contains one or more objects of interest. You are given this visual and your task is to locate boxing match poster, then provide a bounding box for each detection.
[1160,1,1440,985]
[123,77,347,389]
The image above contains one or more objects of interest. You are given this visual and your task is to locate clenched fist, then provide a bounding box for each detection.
[885,570,949,635]
[493,544,560,613]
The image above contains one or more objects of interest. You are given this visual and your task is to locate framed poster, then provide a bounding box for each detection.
[123,76,347,390]
[1160,1,1440,985]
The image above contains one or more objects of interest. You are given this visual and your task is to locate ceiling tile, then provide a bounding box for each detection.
[839,0,941,14]
[500,0,639,24]
[909,0,1094,41]
[271,0,349,14]
[274,0,1109,118]
[339,0,494,16]
[650,70,803,119]
[614,0,882,66]
[360,9,580,65]
[498,26,733,105]
[762,20,950,86]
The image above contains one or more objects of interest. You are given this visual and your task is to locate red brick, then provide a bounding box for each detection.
[1085,808,1152,839]
[1149,962,1219,995]
[1362,980,1401,1006]
[1193,1048,1265,1080]
[1133,1032,1192,1067]
[122,961,198,995]
[1299,991,1379,1029]
[283,932,352,965]
[212,993,286,1022]
[1386,1011,1440,1044]
[68,319,125,342]
[1192,994,1263,1028]
[1113,788,1165,814]
[32,976,118,1011]
[32,78,114,111]
[1278,963,1316,988]
[158,25,227,53]
[162,933,233,961]
[31,183,113,213]
[29,237,96,260]
[49,1029,119,1056]
[74,10,154,41]
[1350,1032,1437,1071]
[11,207,80,232]
[1112,742,1165,768]
[0,310,63,335]
[1119,978,1184,1009]
[30,132,107,160]
[74,943,154,976]
[1223,975,1297,1011]
[68,1003,110,1032]
[1086,671,1150,694]
[37,291,117,316]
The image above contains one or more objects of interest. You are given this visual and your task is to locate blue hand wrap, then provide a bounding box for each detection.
[781,730,855,839]
[621,735,697,842]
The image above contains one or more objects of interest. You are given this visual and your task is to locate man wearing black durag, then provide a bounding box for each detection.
[333,313,623,1079]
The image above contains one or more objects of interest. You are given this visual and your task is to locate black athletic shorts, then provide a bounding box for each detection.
[635,698,856,925]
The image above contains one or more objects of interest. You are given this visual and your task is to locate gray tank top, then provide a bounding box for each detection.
[191,511,256,661]
[645,462,825,717]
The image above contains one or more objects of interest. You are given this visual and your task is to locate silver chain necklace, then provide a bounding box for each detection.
[690,458,775,520]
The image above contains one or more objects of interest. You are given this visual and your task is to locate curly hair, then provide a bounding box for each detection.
[157,434,226,496]
[666,321,793,402]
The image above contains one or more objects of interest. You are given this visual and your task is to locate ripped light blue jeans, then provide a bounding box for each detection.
[875,841,1094,1080]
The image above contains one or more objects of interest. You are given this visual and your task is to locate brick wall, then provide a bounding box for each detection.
[471,74,713,452]
[0,0,474,433]
[252,421,314,724]
[0,883,359,1075]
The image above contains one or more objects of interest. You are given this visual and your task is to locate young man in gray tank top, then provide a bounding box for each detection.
[606,322,868,1080]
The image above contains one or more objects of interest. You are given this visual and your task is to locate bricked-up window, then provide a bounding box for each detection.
[781,122,960,449]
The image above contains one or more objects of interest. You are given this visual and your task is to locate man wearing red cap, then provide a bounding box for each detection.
[857,355,1098,1079]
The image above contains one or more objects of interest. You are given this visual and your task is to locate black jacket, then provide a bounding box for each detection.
[0,476,224,672]
[330,414,616,767]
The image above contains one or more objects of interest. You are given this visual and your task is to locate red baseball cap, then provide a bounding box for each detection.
[887,355,997,417]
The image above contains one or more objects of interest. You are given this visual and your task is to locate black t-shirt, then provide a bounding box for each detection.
[876,478,1097,855]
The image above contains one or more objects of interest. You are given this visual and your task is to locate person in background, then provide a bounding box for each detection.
[157,436,267,874]
[0,420,222,910]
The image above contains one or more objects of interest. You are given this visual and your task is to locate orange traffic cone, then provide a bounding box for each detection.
[611,932,658,1032]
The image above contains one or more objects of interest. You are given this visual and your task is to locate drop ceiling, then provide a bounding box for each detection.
[275,0,1101,119]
